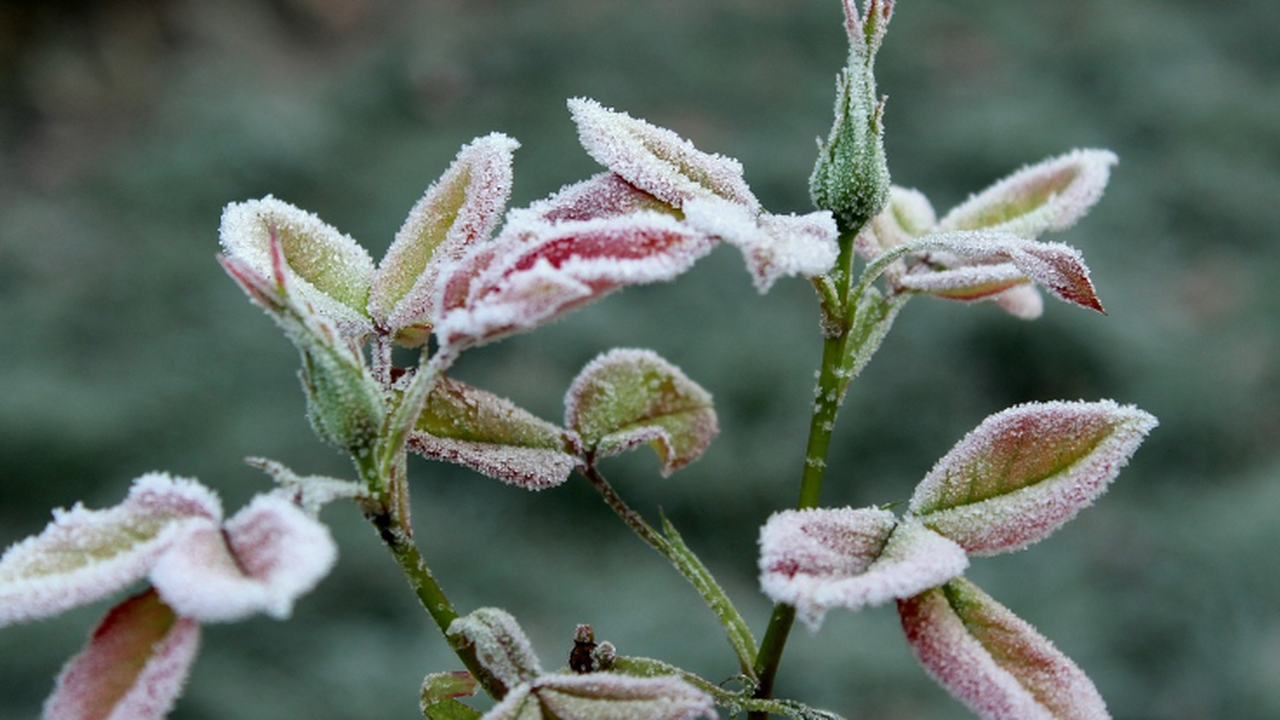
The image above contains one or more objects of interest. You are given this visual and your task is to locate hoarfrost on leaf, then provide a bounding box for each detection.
[447,608,543,694]
[898,577,1109,720]
[758,508,967,629]
[529,172,673,223]
[565,348,718,475]
[43,588,201,720]
[907,400,1157,555]
[683,197,838,293]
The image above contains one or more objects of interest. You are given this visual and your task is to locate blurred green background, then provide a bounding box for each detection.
[2,0,1278,718]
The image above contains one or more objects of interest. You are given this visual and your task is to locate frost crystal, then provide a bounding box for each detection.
[683,197,838,293]
[899,578,1110,720]
[907,400,1157,555]
[758,508,967,629]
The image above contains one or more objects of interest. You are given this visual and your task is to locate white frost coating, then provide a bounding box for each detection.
[529,172,670,222]
[44,591,201,720]
[938,149,1118,239]
[759,509,967,629]
[370,133,519,338]
[434,212,713,352]
[0,473,221,626]
[684,197,838,293]
[907,400,1158,555]
[899,578,1110,720]
[448,607,543,689]
[568,97,758,212]
[533,673,718,720]
[219,197,376,338]
[150,495,337,622]
[409,436,579,491]
[991,284,1045,320]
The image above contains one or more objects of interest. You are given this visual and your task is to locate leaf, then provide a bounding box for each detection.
[43,588,201,720]
[219,197,375,339]
[529,172,673,223]
[484,674,716,720]
[683,196,839,293]
[434,213,713,354]
[565,349,718,475]
[854,185,937,262]
[149,494,337,623]
[370,133,520,346]
[568,97,758,211]
[0,473,221,626]
[896,231,1105,314]
[447,608,542,695]
[908,401,1157,555]
[758,508,967,629]
[421,672,482,720]
[898,577,1109,720]
[937,149,1118,239]
[408,375,580,490]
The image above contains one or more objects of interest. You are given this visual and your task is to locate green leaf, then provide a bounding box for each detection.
[565,349,718,475]
[420,672,481,720]
[908,400,1157,555]
[447,608,542,695]
[409,375,580,490]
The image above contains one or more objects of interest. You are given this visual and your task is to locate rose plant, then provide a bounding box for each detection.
[0,2,1156,719]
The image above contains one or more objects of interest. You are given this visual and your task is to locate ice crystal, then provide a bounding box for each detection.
[530,172,673,223]
[683,197,838,293]
[899,578,1109,720]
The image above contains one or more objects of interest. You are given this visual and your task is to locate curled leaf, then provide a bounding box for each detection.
[758,508,967,629]
[219,197,375,339]
[908,401,1158,555]
[898,577,1109,720]
[447,608,542,695]
[484,674,716,720]
[683,197,838,293]
[0,473,220,626]
[43,589,201,720]
[409,375,580,490]
[568,97,758,211]
[370,134,520,346]
[434,213,713,353]
[529,172,673,223]
[565,349,718,475]
[149,494,337,623]
[938,149,1118,239]
[421,671,482,720]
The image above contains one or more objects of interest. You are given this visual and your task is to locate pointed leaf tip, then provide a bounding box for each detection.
[44,589,201,720]
[899,578,1110,720]
[908,400,1157,555]
[565,349,718,475]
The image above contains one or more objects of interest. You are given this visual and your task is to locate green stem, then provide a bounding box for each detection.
[584,462,759,679]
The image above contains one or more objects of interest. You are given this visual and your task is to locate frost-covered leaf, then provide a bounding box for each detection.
[569,97,758,212]
[448,608,542,695]
[908,401,1157,555]
[529,172,673,223]
[854,186,936,262]
[434,213,713,353]
[149,495,336,623]
[683,197,838,293]
[565,349,718,475]
[219,197,375,338]
[43,588,201,720]
[370,134,519,346]
[938,149,1118,239]
[409,375,580,490]
[897,231,1105,314]
[244,457,366,515]
[421,671,482,720]
[759,508,967,629]
[898,577,1109,720]
[530,673,717,720]
[0,473,221,626]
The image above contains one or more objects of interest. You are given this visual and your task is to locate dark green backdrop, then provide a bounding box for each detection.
[3,1,1278,718]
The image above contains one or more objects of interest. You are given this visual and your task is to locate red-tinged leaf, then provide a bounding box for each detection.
[434,213,713,353]
[568,97,759,211]
[908,401,1157,555]
[447,608,542,695]
[938,149,1118,239]
[683,196,839,293]
[530,673,717,720]
[409,375,580,490]
[219,197,375,338]
[529,172,674,223]
[370,134,519,345]
[44,588,201,720]
[565,349,718,475]
[898,578,1109,720]
[149,495,336,623]
[759,508,967,629]
[0,473,221,626]
[897,263,1030,300]
[421,672,482,720]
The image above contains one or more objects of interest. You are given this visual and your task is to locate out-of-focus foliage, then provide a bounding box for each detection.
[2,1,1277,718]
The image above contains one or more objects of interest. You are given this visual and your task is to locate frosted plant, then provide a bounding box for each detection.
[0,1,1158,719]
